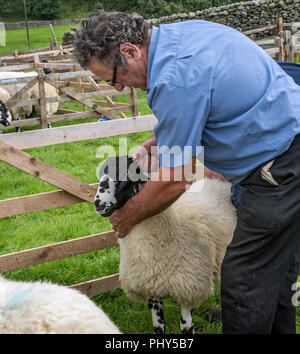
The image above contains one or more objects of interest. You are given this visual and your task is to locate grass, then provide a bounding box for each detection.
[0,24,79,54]
[1,27,300,334]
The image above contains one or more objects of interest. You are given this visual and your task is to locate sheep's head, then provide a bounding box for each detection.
[94,155,149,217]
[0,100,12,127]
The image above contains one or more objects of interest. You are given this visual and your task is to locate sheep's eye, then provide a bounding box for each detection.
[100,180,109,189]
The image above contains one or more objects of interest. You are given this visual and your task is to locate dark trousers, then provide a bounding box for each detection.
[221,135,300,334]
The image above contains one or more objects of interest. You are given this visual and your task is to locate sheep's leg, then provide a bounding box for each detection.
[16,115,21,133]
[180,307,195,334]
[148,297,165,334]
[26,106,36,119]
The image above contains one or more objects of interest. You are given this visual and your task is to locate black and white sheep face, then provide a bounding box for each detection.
[94,155,149,217]
[0,100,12,127]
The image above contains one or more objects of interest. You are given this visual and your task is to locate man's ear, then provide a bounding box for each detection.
[120,43,141,61]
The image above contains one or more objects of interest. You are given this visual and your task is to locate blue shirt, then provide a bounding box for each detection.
[147,20,300,183]
[276,61,300,86]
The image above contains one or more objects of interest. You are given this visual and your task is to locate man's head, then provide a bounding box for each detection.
[74,10,150,91]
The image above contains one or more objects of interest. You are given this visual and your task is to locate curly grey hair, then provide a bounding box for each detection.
[74,10,150,71]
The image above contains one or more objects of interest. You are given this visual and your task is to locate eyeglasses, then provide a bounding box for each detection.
[107,64,117,86]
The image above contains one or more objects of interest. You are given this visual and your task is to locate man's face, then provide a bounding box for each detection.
[88,45,148,92]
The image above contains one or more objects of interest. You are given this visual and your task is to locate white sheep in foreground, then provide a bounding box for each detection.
[0,71,59,122]
[0,275,121,334]
[94,156,237,334]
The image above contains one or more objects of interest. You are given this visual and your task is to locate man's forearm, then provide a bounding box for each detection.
[124,178,188,225]
[109,174,193,238]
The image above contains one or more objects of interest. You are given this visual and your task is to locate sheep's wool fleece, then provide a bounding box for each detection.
[0,71,58,117]
[0,276,121,334]
[0,87,10,102]
[0,86,32,118]
[119,179,237,308]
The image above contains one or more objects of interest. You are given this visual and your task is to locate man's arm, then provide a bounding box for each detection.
[109,157,196,238]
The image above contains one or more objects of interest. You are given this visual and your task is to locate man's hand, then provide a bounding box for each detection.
[109,208,136,238]
[204,166,225,181]
[133,135,159,173]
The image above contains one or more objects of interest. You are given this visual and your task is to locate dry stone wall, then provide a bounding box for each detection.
[5,0,300,40]
[147,0,300,31]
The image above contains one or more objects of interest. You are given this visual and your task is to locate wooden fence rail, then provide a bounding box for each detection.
[0,115,157,149]
[0,231,118,273]
[0,140,96,203]
[0,183,97,219]
[0,45,74,67]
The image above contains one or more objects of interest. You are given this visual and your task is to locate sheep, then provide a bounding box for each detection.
[94,155,237,334]
[0,80,32,123]
[0,275,121,334]
[0,71,59,123]
[0,88,12,127]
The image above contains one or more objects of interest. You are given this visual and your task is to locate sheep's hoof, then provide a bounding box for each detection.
[204,307,222,323]
[153,326,165,334]
[181,326,194,334]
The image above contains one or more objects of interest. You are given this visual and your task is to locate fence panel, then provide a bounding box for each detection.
[0,115,156,295]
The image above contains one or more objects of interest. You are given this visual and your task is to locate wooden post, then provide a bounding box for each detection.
[276,17,285,61]
[23,0,31,49]
[283,30,293,62]
[49,24,58,48]
[278,17,283,37]
[37,68,49,129]
[290,35,297,63]
[275,36,284,61]
[129,88,138,117]
[49,38,54,50]
[77,68,87,112]
[33,54,39,70]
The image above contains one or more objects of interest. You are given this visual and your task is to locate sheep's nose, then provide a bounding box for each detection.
[94,199,106,211]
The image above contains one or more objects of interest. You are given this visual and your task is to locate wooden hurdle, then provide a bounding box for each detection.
[0,68,139,131]
[0,115,157,296]
[241,18,299,62]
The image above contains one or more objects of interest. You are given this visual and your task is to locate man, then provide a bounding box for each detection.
[74,10,300,334]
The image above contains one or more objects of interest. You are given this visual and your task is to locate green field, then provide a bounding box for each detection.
[0,26,299,334]
[0,24,79,54]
